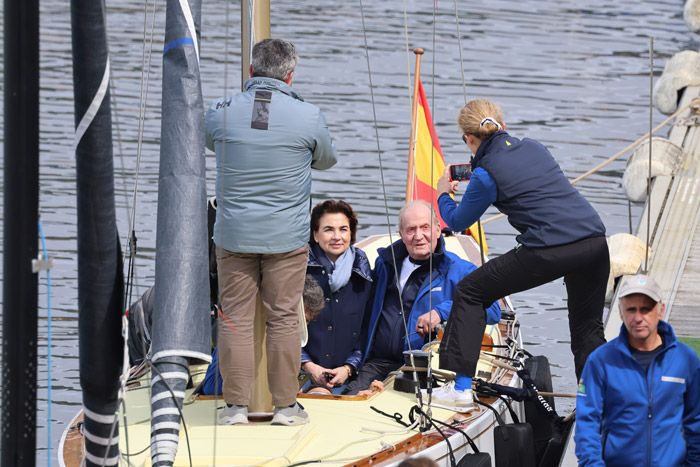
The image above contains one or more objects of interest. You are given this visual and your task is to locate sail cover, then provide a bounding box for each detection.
[151,0,211,364]
[71,1,124,464]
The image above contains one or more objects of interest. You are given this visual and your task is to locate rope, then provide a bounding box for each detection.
[645,37,654,273]
[38,218,53,466]
[211,0,234,462]
[480,97,700,226]
[358,0,415,359]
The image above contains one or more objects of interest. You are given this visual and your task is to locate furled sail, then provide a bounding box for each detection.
[71,1,124,465]
[150,0,211,464]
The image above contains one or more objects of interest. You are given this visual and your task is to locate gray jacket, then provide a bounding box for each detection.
[205,77,337,253]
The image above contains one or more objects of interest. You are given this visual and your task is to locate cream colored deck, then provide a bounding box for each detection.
[116,379,502,466]
[61,233,521,466]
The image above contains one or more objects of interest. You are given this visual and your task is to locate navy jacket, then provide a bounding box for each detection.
[361,237,501,363]
[576,321,700,466]
[302,243,372,370]
[441,131,605,248]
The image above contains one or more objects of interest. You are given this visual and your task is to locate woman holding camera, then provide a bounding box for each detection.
[301,200,372,393]
[435,99,609,398]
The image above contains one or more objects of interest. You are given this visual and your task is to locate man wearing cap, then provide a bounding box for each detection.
[575,274,700,466]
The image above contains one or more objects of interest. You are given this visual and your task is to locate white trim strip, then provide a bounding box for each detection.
[661,376,686,384]
[83,429,120,447]
[178,0,200,62]
[151,371,189,386]
[151,390,186,404]
[151,433,180,443]
[84,450,119,466]
[152,408,181,419]
[151,421,182,432]
[74,61,110,151]
[151,349,211,363]
[83,406,116,425]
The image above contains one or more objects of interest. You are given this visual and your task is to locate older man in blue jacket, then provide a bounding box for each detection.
[345,201,500,400]
[576,274,700,466]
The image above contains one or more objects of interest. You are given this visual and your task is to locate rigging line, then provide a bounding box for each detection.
[645,36,654,273]
[421,0,440,413]
[451,1,486,266]
[480,97,699,226]
[127,0,158,249]
[39,218,54,466]
[452,0,467,105]
[403,1,412,107]
[359,0,426,415]
[212,1,234,462]
[358,0,413,356]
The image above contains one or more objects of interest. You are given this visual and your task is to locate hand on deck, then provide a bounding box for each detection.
[357,380,384,397]
[416,310,441,337]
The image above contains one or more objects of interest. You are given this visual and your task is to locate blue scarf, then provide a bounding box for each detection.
[328,246,356,293]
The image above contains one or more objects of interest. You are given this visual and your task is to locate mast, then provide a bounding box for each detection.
[239,0,275,415]
[405,48,424,202]
[71,0,124,465]
[2,0,39,464]
[150,0,210,463]
[241,0,271,87]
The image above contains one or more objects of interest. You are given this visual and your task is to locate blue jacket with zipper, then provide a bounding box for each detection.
[361,237,501,363]
[302,243,372,371]
[575,320,700,466]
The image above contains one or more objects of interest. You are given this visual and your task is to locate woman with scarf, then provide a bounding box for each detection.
[301,200,372,393]
[433,99,609,402]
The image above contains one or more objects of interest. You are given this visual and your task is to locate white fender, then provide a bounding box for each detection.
[622,137,682,202]
[653,50,700,114]
[685,0,700,33]
[605,233,650,302]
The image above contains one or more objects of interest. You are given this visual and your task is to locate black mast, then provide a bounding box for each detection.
[71,0,124,465]
[1,0,40,464]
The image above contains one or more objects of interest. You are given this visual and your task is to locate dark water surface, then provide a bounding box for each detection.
[0,0,696,462]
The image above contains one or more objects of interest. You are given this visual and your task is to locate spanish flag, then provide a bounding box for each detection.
[408,79,488,253]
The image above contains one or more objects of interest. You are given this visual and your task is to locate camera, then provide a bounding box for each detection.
[449,163,472,181]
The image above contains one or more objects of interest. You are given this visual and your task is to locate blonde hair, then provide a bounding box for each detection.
[458,99,505,139]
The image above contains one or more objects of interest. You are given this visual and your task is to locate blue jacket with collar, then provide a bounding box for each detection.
[575,320,700,466]
[361,237,501,364]
[302,243,372,370]
[440,131,605,248]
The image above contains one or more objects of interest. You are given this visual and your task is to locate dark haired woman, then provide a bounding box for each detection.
[301,200,372,394]
[434,99,609,402]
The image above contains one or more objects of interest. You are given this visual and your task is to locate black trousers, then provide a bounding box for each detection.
[439,235,609,380]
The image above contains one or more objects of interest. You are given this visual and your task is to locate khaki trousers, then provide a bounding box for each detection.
[216,245,307,407]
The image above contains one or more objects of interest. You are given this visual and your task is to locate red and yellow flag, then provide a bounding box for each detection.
[408,79,488,253]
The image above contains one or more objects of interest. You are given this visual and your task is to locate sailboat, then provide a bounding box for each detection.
[56,1,570,466]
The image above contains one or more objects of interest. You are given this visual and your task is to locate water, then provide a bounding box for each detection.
[0,0,696,462]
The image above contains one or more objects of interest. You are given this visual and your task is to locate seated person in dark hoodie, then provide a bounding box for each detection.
[302,200,373,394]
[345,200,501,397]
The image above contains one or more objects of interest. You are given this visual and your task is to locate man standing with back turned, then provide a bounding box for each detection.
[205,38,337,426]
[575,274,700,466]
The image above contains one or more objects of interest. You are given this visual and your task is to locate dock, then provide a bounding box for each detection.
[561,85,700,466]
[604,84,700,348]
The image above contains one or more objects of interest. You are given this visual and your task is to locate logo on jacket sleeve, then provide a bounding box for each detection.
[577,379,586,397]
